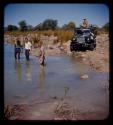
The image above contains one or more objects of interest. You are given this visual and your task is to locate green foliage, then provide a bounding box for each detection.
[27,25,33,31]
[43,19,57,30]
[62,21,76,31]
[34,23,43,31]
[34,19,58,30]
[4,18,109,36]
[18,20,28,31]
[7,25,18,31]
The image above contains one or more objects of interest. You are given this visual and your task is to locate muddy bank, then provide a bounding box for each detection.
[4,98,108,120]
[71,34,109,72]
[67,34,109,73]
[66,34,109,72]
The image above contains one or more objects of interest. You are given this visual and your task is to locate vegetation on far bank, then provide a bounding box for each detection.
[4,19,109,44]
[4,18,109,33]
[5,30,74,44]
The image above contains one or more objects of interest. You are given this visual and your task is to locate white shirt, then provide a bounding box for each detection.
[25,41,32,50]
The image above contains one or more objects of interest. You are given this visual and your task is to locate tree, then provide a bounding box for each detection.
[18,20,28,31]
[42,19,58,30]
[34,23,43,31]
[62,22,76,31]
[67,22,76,30]
[27,25,33,31]
[7,25,18,31]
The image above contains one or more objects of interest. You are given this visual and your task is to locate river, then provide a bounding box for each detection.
[4,44,109,120]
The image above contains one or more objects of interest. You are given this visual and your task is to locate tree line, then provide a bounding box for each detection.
[4,19,76,32]
[4,19,109,33]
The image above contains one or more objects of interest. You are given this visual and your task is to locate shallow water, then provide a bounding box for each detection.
[4,44,109,119]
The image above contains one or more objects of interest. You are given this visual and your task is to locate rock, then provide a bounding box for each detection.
[82,58,86,61]
[100,51,104,54]
[59,46,65,51]
[80,54,86,58]
[80,74,89,79]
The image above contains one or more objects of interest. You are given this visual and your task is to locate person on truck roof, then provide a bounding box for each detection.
[80,19,89,28]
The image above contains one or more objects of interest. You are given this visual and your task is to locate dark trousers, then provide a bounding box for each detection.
[25,49,30,61]
[15,48,21,59]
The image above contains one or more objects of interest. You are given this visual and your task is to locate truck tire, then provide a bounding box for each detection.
[89,44,94,51]
[70,46,74,51]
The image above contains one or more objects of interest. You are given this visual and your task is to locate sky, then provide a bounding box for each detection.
[4,4,109,28]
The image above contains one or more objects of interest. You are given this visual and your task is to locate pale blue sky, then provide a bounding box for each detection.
[4,4,109,28]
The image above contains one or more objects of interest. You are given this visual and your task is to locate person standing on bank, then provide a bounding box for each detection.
[14,38,21,60]
[25,38,32,61]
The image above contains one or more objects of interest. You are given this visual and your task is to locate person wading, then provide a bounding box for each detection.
[14,38,21,60]
[25,38,32,61]
[39,42,45,66]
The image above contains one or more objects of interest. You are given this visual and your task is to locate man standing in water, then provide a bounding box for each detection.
[39,42,45,66]
[14,38,21,60]
[25,38,32,61]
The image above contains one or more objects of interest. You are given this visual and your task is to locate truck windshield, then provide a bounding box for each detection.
[76,30,83,35]
[76,29,90,35]
[83,30,90,34]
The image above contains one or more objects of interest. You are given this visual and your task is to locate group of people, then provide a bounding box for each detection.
[14,38,45,66]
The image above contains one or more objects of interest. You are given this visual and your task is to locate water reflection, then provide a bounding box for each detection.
[25,61,32,82]
[69,55,90,74]
[14,60,22,81]
[39,65,45,89]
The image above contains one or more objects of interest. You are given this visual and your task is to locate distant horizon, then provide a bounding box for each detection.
[4,4,109,28]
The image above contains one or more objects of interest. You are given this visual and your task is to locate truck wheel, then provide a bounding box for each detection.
[89,44,94,51]
[70,46,74,52]
[94,43,96,48]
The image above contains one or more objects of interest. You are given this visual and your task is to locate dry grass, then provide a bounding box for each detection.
[4,104,27,120]
[5,30,74,44]
[54,101,77,120]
